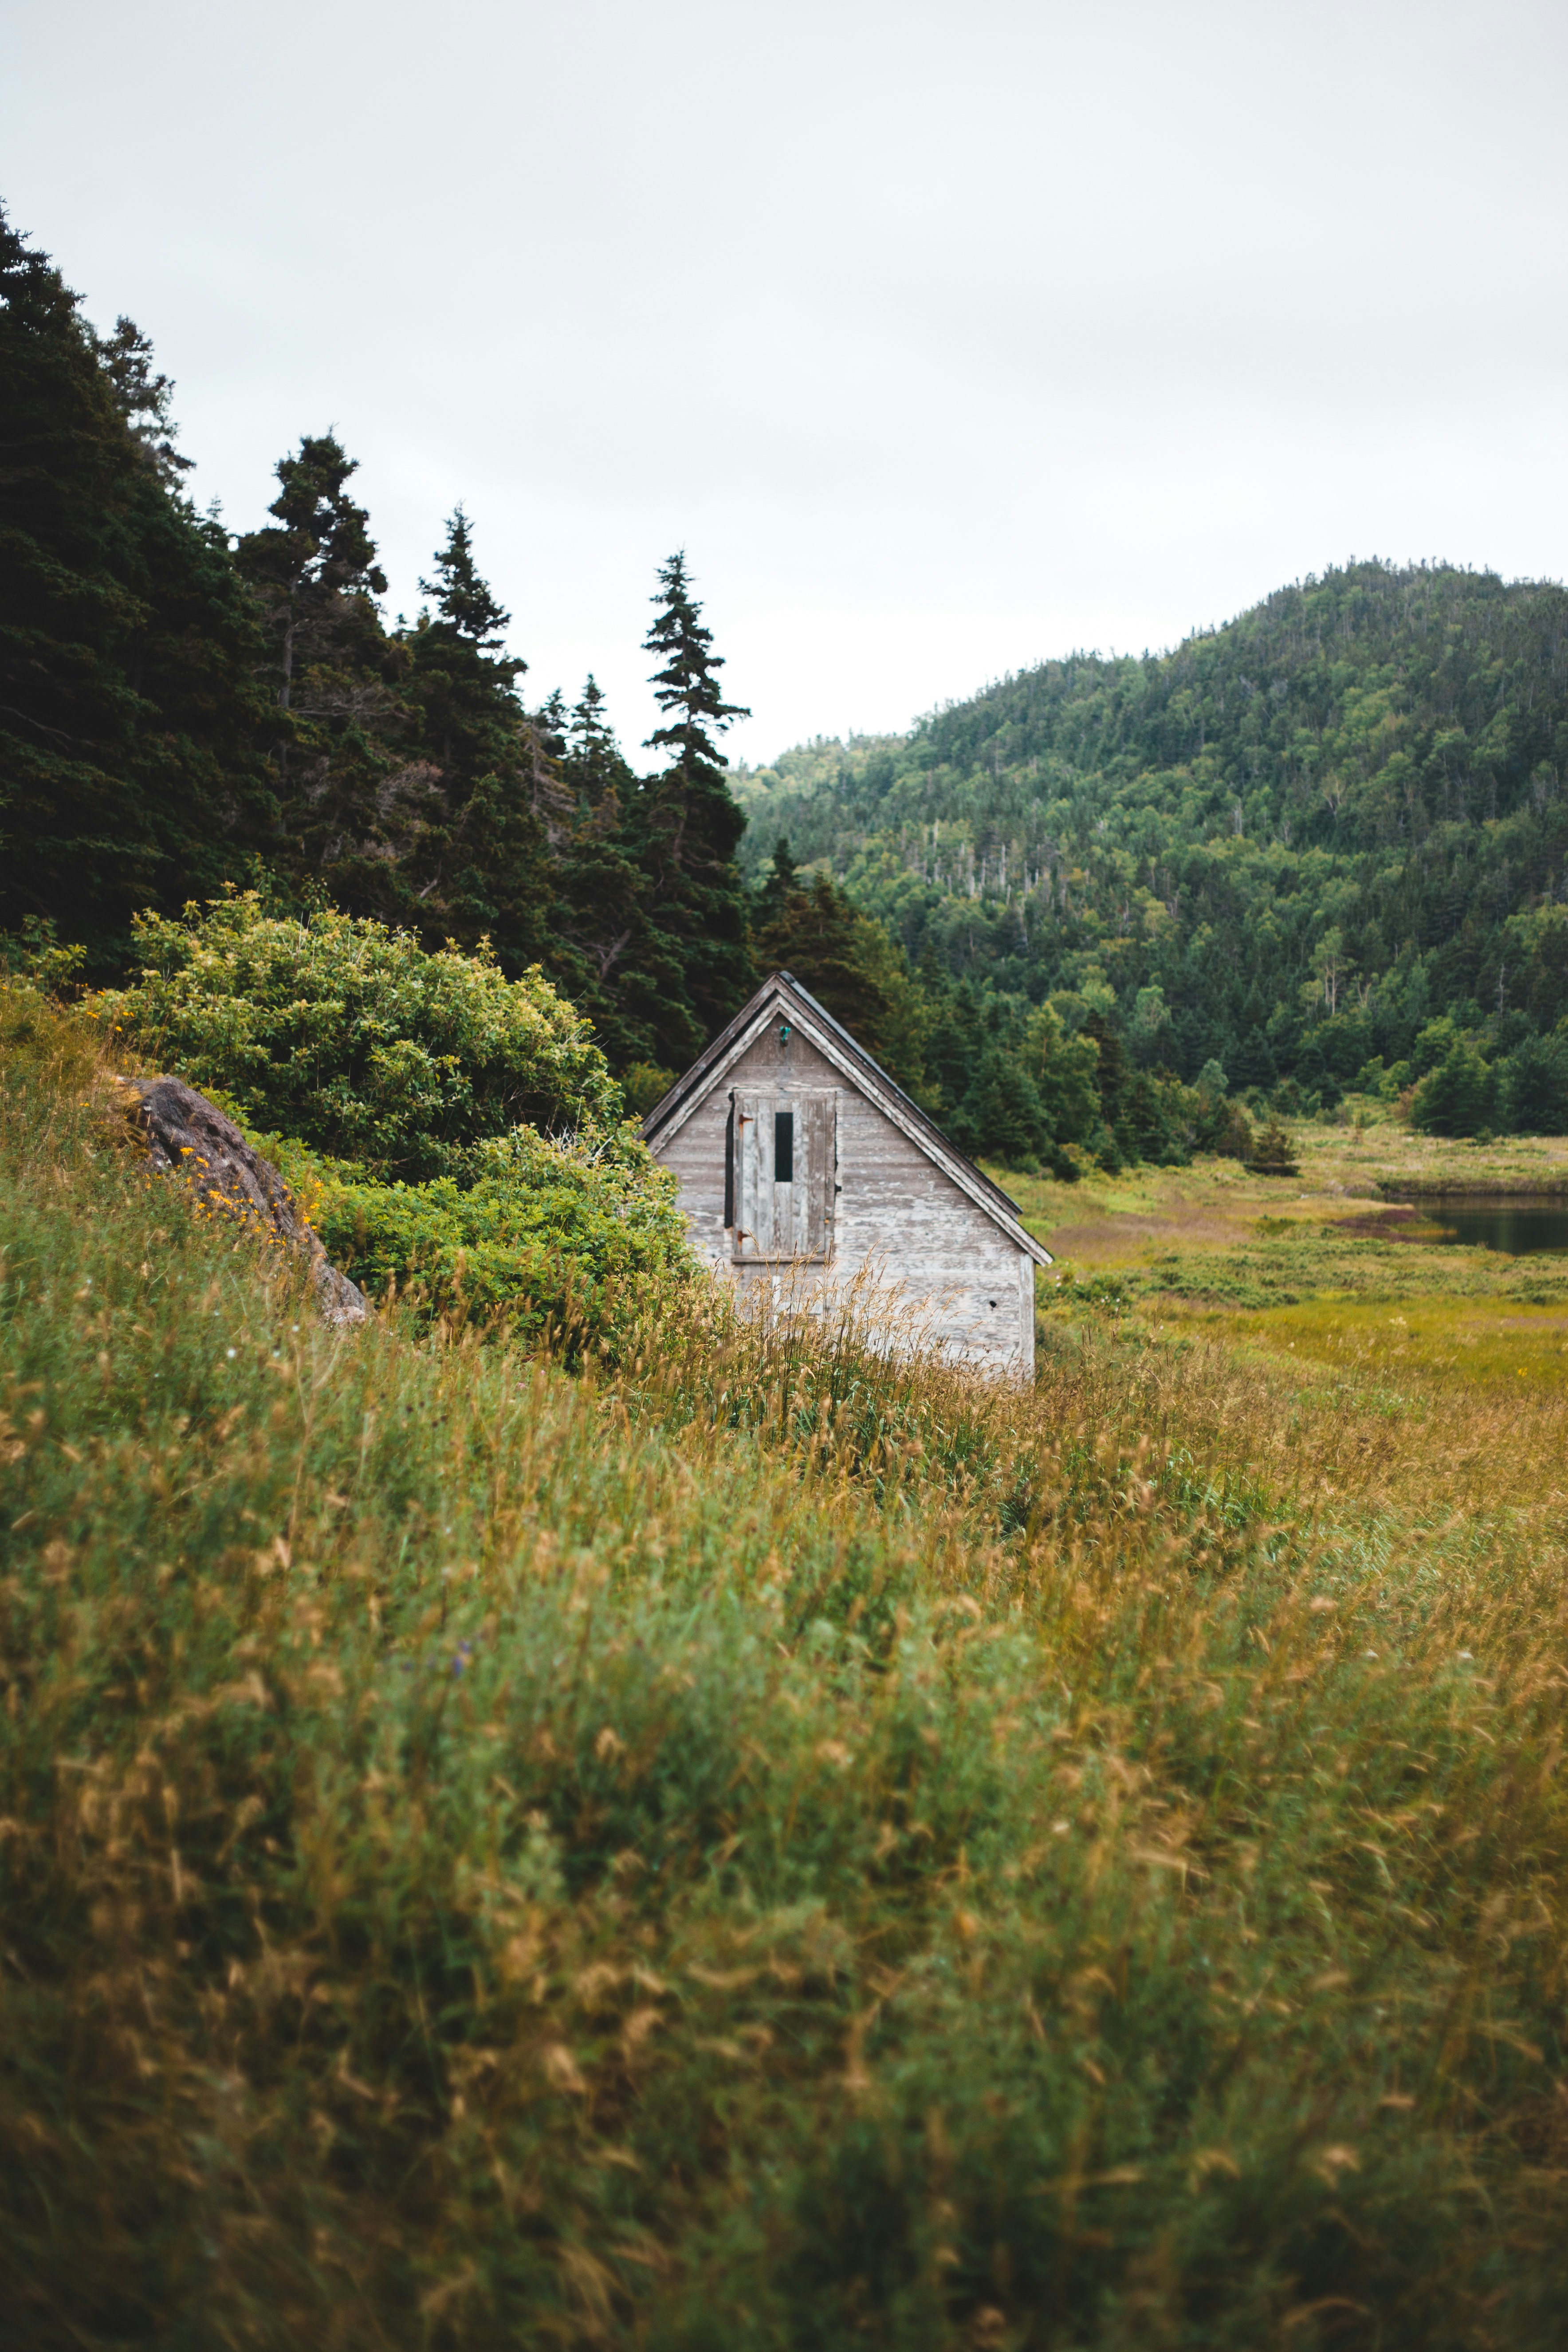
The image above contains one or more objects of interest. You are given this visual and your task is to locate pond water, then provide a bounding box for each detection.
[1387,1196,1568,1255]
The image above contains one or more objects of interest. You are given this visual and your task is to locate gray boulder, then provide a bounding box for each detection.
[116,1075,369,1328]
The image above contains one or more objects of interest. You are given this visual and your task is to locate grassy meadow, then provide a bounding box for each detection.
[1004,1110,1568,1522]
[4,1013,1568,2349]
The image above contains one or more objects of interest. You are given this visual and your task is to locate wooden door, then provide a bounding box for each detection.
[731,1090,837,1261]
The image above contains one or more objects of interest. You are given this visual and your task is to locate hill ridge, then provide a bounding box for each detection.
[735,559,1568,1115]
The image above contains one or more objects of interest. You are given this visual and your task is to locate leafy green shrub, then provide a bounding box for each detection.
[300,1120,696,1352]
[93,892,619,1177]
[88,897,698,1356]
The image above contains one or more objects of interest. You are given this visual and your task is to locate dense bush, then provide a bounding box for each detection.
[294,1120,695,1352]
[85,900,696,1353]
[93,892,619,1178]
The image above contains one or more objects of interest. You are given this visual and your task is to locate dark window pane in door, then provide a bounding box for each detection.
[774,1109,794,1184]
[724,1100,735,1226]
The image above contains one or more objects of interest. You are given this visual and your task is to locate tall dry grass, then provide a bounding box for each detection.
[3,987,1567,2349]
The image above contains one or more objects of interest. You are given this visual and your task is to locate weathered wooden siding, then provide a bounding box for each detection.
[654,1026,1035,1376]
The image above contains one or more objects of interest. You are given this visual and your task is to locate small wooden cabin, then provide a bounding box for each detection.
[641,971,1053,1376]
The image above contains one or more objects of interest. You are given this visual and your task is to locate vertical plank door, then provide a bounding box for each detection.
[731,1091,837,1261]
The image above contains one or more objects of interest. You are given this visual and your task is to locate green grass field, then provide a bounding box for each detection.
[4,1019,1567,2349]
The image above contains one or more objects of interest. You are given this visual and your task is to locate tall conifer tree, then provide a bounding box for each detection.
[626,551,753,1059]
[235,433,414,913]
[401,508,556,970]
[562,676,627,806]
[236,435,389,741]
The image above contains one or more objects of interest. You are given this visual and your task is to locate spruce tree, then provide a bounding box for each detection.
[401,508,556,971]
[418,506,511,654]
[0,208,274,967]
[927,978,986,1117]
[235,433,415,916]
[236,434,389,739]
[91,316,194,489]
[562,676,628,807]
[1411,1043,1496,1138]
[948,1043,1050,1169]
[755,869,891,1039]
[626,551,753,1059]
[534,688,569,762]
[1501,1031,1568,1134]
[754,836,800,925]
[755,865,937,1096]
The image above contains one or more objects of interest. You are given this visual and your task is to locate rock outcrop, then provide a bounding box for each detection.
[116,1076,369,1328]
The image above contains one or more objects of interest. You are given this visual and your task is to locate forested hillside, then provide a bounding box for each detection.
[736,565,1568,1136]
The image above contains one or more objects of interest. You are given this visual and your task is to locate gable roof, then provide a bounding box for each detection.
[641,971,1053,1268]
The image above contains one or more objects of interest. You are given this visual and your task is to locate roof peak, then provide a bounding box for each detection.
[640,971,1049,1266]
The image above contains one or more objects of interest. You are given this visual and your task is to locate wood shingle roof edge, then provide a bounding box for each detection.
[640,971,1054,1269]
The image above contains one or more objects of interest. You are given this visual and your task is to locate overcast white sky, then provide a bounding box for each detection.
[4,0,1566,764]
